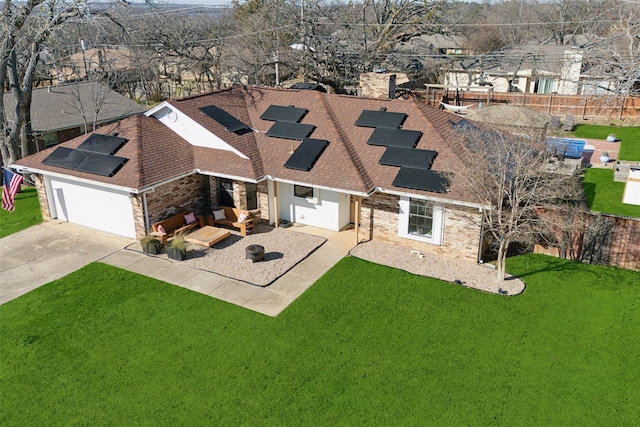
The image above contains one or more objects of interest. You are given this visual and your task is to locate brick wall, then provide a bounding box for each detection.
[144,174,209,230]
[131,194,146,238]
[32,174,51,221]
[256,181,269,222]
[358,192,482,261]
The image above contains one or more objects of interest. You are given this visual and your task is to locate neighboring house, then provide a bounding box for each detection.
[444,43,616,95]
[13,86,487,262]
[2,81,147,150]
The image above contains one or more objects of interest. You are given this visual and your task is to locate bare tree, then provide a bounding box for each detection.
[452,122,583,283]
[0,0,129,167]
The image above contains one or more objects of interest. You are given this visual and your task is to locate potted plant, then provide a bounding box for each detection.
[600,150,610,163]
[166,233,188,261]
[140,234,161,255]
[607,133,616,142]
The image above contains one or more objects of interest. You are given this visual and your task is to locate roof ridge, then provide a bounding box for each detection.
[320,93,374,192]
[238,89,265,178]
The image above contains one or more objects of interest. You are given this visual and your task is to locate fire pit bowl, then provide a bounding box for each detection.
[245,244,265,263]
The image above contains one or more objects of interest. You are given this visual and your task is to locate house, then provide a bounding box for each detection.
[13,86,487,262]
[444,43,617,95]
[2,81,147,150]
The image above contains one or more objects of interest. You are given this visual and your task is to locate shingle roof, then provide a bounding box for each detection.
[2,81,147,133]
[15,86,477,203]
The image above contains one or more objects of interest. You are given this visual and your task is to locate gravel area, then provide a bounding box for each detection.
[128,224,326,286]
[350,241,525,295]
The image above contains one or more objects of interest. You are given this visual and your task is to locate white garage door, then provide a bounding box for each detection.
[48,177,136,238]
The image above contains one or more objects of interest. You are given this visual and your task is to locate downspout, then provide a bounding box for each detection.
[354,196,361,246]
[477,208,486,263]
[143,192,150,234]
[273,182,279,227]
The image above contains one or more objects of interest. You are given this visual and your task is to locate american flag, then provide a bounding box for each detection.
[2,168,23,211]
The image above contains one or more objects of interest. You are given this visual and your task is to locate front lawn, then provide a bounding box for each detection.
[1,256,638,425]
[575,124,640,161]
[582,168,640,218]
[0,186,42,238]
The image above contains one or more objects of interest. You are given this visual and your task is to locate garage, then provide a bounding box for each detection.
[47,176,136,238]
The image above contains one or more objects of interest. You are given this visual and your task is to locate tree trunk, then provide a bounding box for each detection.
[496,239,510,283]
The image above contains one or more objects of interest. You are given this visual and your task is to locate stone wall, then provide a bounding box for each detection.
[256,181,269,222]
[130,194,146,238]
[144,174,209,229]
[358,192,482,262]
[32,174,51,221]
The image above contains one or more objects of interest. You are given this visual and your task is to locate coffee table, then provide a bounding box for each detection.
[184,226,230,247]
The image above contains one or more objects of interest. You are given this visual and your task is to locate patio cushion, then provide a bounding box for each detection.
[157,224,166,234]
[184,212,196,224]
[213,209,226,220]
[237,212,247,223]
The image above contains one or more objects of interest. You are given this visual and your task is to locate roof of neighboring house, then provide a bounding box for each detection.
[451,44,576,76]
[2,81,147,133]
[15,86,478,204]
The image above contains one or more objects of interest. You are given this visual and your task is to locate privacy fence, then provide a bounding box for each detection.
[426,91,640,121]
[534,208,640,272]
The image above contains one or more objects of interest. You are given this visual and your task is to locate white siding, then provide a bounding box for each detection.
[274,182,350,231]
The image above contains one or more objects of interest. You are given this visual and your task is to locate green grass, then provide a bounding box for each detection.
[574,124,640,161]
[1,256,638,425]
[0,187,42,238]
[582,168,640,218]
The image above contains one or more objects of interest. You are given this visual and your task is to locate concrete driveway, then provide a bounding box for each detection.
[0,221,133,304]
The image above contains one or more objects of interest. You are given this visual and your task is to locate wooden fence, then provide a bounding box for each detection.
[428,90,640,120]
[534,209,640,271]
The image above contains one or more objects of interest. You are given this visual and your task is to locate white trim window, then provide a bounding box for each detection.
[398,197,444,245]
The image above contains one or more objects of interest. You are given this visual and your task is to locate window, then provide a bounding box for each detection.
[246,183,257,210]
[294,185,314,199]
[537,78,555,94]
[408,199,434,238]
[217,178,234,207]
[398,197,444,245]
[44,132,58,147]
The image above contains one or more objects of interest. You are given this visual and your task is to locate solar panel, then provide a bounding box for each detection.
[42,147,88,170]
[366,128,422,148]
[200,105,250,133]
[393,167,451,193]
[260,105,308,123]
[355,110,407,128]
[77,134,128,155]
[379,147,437,169]
[74,153,128,177]
[284,138,329,171]
[266,121,315,140]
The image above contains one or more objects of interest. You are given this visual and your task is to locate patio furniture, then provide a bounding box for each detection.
[151,212,204,246]
[184,226,230,247]
[245,244,265,263]
[210,206,254,236]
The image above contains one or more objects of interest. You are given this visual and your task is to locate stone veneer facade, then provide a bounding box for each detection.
[207,176,269,223]
[33,174,51,221]
[358,192,483,262]
[134,174,210,237]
